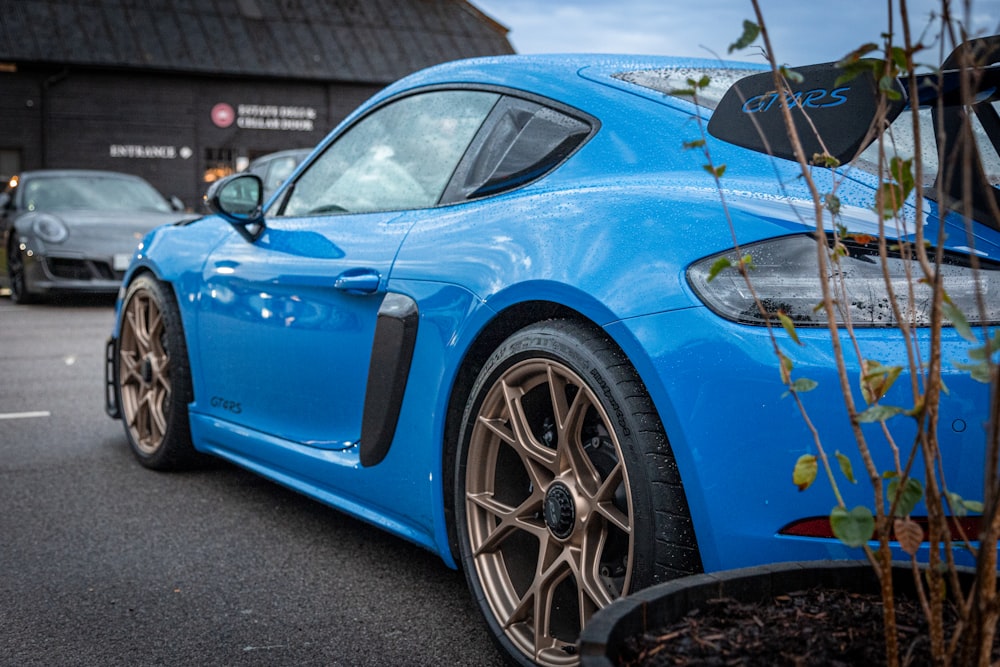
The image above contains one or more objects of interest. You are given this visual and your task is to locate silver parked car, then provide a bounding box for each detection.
[247,148,311,200]
[0,169,194,303]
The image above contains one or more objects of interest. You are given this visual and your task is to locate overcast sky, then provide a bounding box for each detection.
[471,1,1000,66]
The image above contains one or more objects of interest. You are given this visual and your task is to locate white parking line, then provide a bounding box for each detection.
[0,411,51,420]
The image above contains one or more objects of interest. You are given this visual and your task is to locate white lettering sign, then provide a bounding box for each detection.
[109,145,193,159]
[235,104,317,132]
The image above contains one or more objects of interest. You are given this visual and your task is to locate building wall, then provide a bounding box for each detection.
[0,66,382,208]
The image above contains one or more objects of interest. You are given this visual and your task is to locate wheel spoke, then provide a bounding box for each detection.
[145,385,169,439]
[592,462,630,534]
[501,378,559,470]
[467,491,546,556]
[503,536,571,637]
[119,352,143,384]
[556,388,602,494]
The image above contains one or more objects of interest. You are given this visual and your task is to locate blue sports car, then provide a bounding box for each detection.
[106,38,1000,666]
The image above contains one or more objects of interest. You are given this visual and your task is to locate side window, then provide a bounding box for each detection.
[443,97,593,203]
[279,90,499,216]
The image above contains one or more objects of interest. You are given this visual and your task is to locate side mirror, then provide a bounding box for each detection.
[169,195,185,212]
[205,174,265,242]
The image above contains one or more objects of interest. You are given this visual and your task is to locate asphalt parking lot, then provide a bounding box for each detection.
[0,294,505,666]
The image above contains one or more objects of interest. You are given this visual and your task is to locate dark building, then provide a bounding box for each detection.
[0,0,513,207]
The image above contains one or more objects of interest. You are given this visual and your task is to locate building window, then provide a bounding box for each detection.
[204,147,240,184]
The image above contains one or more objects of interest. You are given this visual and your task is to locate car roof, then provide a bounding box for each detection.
[378,53,766,104]
[17,169,150,181]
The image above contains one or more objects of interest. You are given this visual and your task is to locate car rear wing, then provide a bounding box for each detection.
[707,35,1000,166]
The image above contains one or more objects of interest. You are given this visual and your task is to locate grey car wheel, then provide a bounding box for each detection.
[116,274,196,470]
[455,320,702,666]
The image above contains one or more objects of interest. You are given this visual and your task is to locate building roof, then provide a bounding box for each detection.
[0,0,513,83]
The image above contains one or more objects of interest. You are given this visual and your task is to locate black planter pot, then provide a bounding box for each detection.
[578,560,971,667]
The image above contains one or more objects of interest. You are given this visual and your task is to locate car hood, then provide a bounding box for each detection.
[43,208,195,227]
[20,208,196,238]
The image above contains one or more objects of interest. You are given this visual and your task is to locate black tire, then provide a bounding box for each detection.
[8,241,38,304]
[455,320,702,666]
[115,274,197,470]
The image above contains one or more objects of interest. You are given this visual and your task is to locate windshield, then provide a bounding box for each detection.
[21,174,172,213]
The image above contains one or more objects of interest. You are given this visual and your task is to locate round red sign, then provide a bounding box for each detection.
[211,103,235,128]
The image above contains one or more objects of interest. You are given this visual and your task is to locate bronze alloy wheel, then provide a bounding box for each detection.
[119,286,171,454]
[456,320,702,667]
[116,274,195,470]
[465,357,633,665]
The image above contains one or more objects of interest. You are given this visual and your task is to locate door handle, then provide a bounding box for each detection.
[334,268,381,295]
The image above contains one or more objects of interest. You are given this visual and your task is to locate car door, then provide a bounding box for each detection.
[193,89,500,450]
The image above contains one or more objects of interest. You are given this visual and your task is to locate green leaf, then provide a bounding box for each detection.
[703,164,726,178]
[778,311,802,345]
[887,477,924,517]
[835,451,856,483]
[824,194,841,218]
[683,138,706,150]
[890,157,915,194]
[706,257,732,282]
[728,20,760,53]
[905,396,926,418]
[834,58,878,87]
[783,376,818,398]
[962,499,985,514]
[778,351,793,385]
[793,454,818,491]
[879,74,902,100]
[813,154,841,169]
[790,377,817,393]
[830,506,875,547]
[780,66,804,84]
[947,492,984,517]
[876,182,906,218]
[942,300,976,342]
[890,46,908,72]
[835,43,879,68]
[967,332,1000,361]
[954,360,993,384]
[857,404,905,423]
[860,360,902,404]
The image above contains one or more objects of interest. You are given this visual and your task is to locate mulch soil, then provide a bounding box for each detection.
[619,587,997,666]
